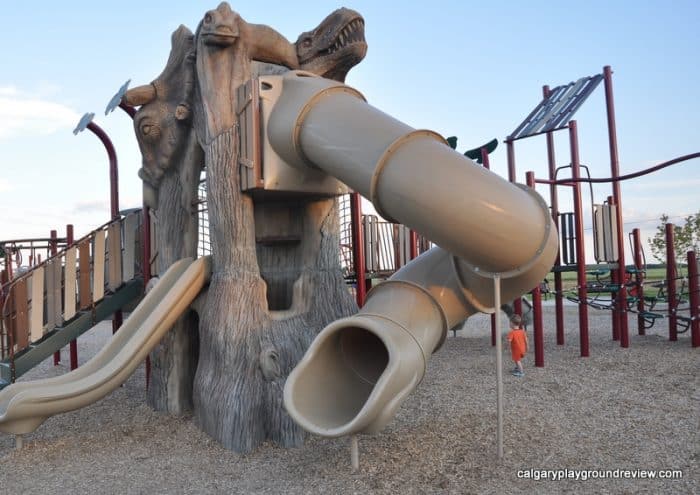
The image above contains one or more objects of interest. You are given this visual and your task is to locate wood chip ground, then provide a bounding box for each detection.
[1,305,697,494]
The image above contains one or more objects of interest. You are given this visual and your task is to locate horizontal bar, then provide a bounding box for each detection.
[534,152,700,185]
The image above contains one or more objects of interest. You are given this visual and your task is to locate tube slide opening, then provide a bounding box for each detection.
[290,325,388,431]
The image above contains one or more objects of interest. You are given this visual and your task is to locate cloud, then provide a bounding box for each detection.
[625,178,700,191]
[0,86,19,96]
[0,87,80,139]
[73,200,109,214]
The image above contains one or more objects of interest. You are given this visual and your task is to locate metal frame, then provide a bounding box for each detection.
[1,213,144,385]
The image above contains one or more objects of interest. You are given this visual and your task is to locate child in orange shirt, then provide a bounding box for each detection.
[507,314,528,377]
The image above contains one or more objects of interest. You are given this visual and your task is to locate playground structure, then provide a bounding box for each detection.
[0,4,697,462]
[477,65,700,367]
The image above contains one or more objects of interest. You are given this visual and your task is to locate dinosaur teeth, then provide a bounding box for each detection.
[325,18,366,55]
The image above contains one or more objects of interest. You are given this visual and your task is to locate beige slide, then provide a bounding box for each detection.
[269,71,558,437]
[0,256,211,436]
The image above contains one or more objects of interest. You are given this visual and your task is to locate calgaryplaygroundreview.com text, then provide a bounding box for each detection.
[516,468,684,482]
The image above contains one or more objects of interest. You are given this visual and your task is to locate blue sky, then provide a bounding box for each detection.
[1,1,698,262]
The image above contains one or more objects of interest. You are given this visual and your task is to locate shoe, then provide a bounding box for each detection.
[515,370,524,377]
[510,369,520,376]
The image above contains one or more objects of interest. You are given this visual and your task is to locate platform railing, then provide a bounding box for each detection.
[361,215,432,275]
[0,211,144,364]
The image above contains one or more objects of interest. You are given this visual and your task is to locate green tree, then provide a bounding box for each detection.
[648,212,700,262]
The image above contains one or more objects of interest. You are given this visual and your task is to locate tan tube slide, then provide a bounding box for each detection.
[0,256,211,435]
[271,71,558,437]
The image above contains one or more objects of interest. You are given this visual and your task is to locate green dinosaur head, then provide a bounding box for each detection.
[296,8,367,82]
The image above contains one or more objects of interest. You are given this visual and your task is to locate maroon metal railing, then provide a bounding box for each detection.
[0,212,144,368]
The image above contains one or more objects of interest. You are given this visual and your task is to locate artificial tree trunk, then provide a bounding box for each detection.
[147,132,203,413]
[191,4,356,452]
[124,26,204,414]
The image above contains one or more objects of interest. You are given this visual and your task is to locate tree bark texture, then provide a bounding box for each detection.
[147,131,203,414]
[126,25,204,415]
[192,7,356,451]
[193,129,356,451]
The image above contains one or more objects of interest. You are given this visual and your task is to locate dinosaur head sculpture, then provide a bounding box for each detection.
[199,2,241,47]
[296,7,367,82]
[199,2,299,66]
[123,26,199,206]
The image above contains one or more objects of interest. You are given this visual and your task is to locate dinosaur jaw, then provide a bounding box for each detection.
[318,18,366,58]
[310,40,367,82]
[298,12,367,82]
[201,30,237,47]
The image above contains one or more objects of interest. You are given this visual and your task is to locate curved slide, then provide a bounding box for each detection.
[0,256,211,436]
[267,71,559,437]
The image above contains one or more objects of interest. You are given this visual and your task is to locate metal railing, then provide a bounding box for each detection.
[192,186,431,280]
[362,215,433,275]
[197,172,211,257]
[0,211,144,361]
[1,237,68,280]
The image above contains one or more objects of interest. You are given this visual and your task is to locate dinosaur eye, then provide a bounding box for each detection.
[139,121,160,141]
[302,38,312,48]
[204,13,212,24]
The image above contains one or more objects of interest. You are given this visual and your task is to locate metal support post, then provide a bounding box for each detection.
[494,275,503,460]
[527,172,545,367]
[67,224,78,370]
[569,121,589,357]
[688,250,699,347]
[603,65,629,348]
[632,228,645,335]
[350,193,367,307]
[665,224,678,341]
[51,229,60,366]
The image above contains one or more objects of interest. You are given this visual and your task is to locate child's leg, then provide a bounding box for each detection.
[516,360,524,373]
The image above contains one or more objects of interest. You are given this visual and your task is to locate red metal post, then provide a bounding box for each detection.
[570,121,589,357]
[4,249,12,280]
[350,192,367,306]
[505,138,522,316]
[506,139,516,183]
[632,228,645,335]
[51,229,61,365]
[543,86,565,346]
[527,172,544,366]
[409,230,418,260]
[608,195,621,342]
[66,225,79,371]
[142,207,152,283]
[603,65,629,348]
[480,146,498,346]
[0,269,6,358]
[118,101,137,118]
[112,308,124,334]
[688,250,699,347]
[665,223,678,341]
[86,122,119,220]
[142,206,152,388]
[85,121,122,335]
